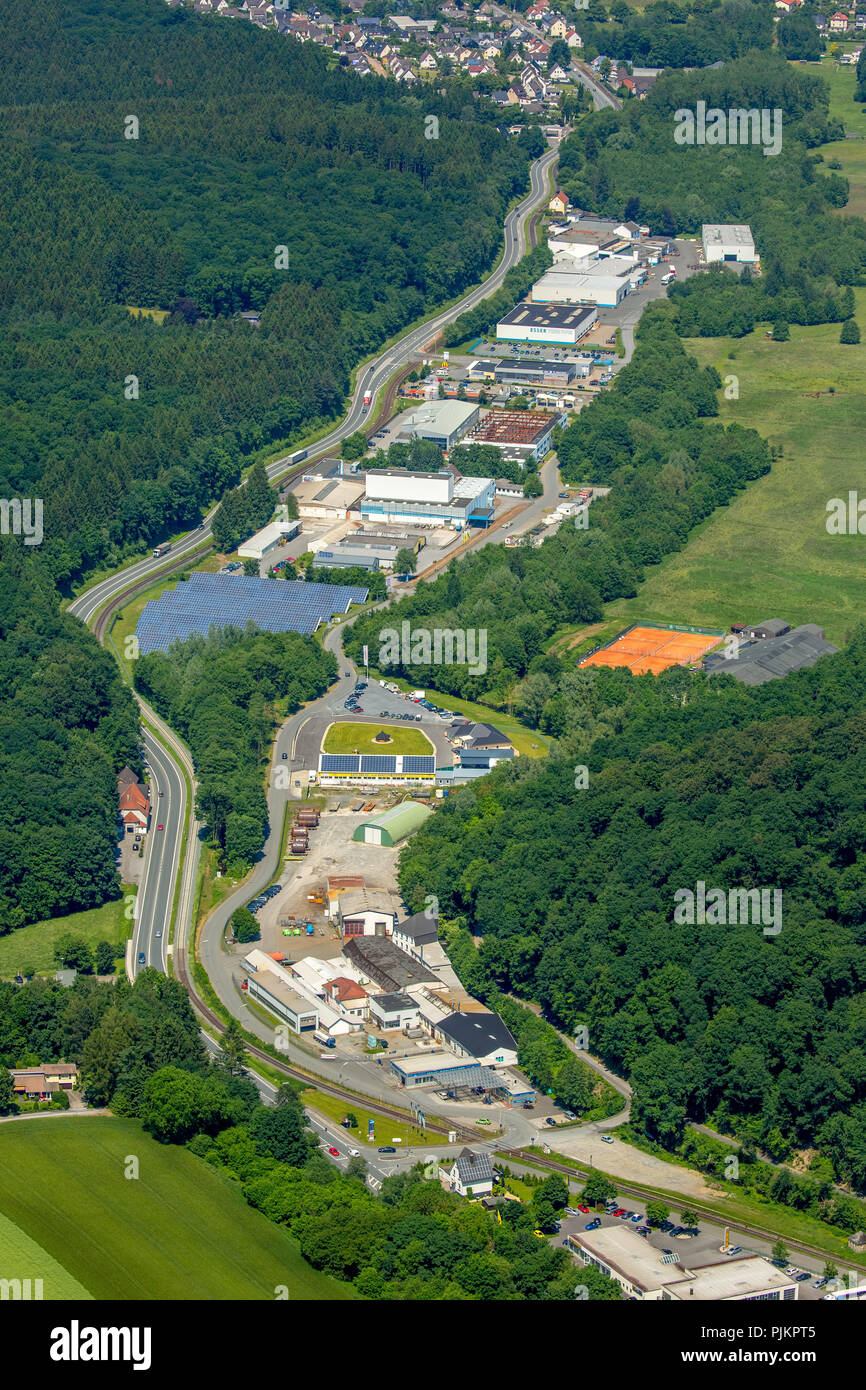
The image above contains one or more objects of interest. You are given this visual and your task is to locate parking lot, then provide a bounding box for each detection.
[554,1204,834,1299]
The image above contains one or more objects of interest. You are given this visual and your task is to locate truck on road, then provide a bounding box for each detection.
[314,1030,335,1049]
[152,543,171,558]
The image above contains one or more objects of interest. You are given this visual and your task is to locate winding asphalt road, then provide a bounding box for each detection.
[67,143,558,1011]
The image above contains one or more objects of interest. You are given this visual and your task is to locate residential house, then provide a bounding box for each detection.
[549,16,570,37]
[419,49,438,69]
[856,12,866,28]
[392,908,439,962]
[549,63,570,81]
[830,10,851,30]
[549,189,569,215]
[323,975,369,1020]
[118,766,150,835]
[11,1064,79,1101]
[440,1148,495,1198]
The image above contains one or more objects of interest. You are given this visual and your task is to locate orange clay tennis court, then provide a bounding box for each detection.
[581,625,721,675]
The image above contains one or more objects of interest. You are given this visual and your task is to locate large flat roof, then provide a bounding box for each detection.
[400,400,479,434]
[498,302,597,329]
[702,223,754,246]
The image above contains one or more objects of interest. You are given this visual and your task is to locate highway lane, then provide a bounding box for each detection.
[68,144,557,637]
[134,729,186,974]
[69,143,559,1108]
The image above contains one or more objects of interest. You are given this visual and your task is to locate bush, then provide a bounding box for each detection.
[840,319,861,344]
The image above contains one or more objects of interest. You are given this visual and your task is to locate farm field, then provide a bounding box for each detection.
[0,888,135,977]
[0,1118,353,1300]
[322,721,434,756]
[606,300,866,646]
[0,1207,92,1300]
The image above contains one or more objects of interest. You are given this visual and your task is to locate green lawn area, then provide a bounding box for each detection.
[0,1117,353,1300]
[301,1089,433,1147]
[0,1206,92,1300]
[322,721,434,756]
[605,305,866,646]
[812,59,866,219]
[0,887,136,977]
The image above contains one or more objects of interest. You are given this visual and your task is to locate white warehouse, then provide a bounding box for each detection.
[361,469,495,528]
[701,224,756,264]
[237,519,301,560]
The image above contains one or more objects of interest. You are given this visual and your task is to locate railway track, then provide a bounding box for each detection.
[500,1148,865,1272]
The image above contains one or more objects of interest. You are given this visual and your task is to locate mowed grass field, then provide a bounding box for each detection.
[814,59,866,218]
[322,721,434,756]
[606,299,866,645]
[0,1207,92,1300]
[0,1118,353,1300]
[0,888,135,977]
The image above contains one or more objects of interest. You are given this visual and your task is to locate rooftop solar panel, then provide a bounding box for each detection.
[321,754,361,773]
[402,756,436,774]
[360,755,397,773]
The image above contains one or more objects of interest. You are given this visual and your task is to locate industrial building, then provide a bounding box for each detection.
[497,302,598,346]
[367,992,421,1031]
[351,801,434,844]
[397,399,481,451]
[243,959,319,1033]
[319,751,437,786]
[334,887,400,938]
[312,548,380,572]
[701,224,756,264]
[430,1011,518,1068]
[532,257,634,308]
[237,519,301,560]
[361,469,495,528]
[704,623,838,686]
[293,477,366,520]
[460,409,562,463]
[344,935,438,993]
[569,1227,797,1302]
[467,357,578,388]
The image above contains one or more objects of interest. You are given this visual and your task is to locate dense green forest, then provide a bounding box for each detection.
[134,625,336,869]
[0,972,619,1299]
[558,54,866,331]
[0,0,537,589]
[0,558,140,932]
[345,310,769,704]
[575,0,774,68]
[398,633,866,1190]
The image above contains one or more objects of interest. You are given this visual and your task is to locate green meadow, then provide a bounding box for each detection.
[0,1118,353,1300]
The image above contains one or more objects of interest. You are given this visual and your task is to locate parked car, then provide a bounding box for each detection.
[563,1110,576,1120]
[544,1117,557,1127]
[585,1218,601,1231]
[796,1272,811,1283]
[601,1134,614,1144]
[613,1208,626,1217]
[630,1213,645,1223]
[577,1205,590,1214]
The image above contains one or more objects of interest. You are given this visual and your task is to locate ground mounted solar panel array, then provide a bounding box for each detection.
[135,573,369,654]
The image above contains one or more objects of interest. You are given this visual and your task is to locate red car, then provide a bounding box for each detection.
[328,1146,340,1157]
[613,1208,627,1217]
[157,824,164,831]
[577,1205,590,1214]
